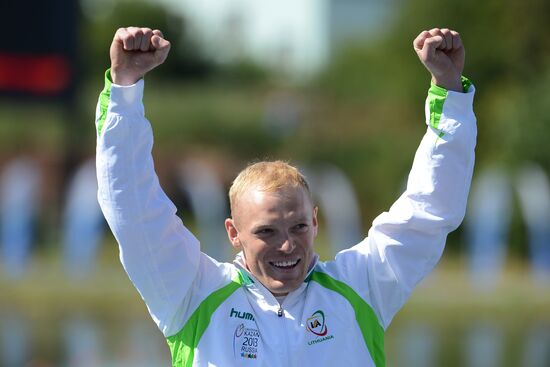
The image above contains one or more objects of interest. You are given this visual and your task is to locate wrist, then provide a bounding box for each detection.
[110,66,141,86]
[431,74,462,92]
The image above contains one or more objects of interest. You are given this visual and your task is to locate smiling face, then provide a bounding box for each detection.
[225,185,318,296]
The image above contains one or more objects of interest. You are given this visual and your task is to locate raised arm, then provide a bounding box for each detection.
[96,27,201,336]
[326,28,476,329]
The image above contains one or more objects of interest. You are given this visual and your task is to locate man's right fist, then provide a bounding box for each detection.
[110,27,171,86]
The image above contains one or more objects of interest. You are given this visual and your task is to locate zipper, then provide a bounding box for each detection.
[278,304,290,366]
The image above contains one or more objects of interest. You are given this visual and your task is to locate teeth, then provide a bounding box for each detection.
[272,259,298,267]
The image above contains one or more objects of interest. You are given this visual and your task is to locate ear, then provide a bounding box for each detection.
[225,218,242,250]
[312,206,319,237]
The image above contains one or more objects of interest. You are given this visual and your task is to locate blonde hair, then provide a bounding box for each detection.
[229,160,311,216]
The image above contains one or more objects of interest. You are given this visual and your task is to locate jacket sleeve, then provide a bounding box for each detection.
[328,79,477,330]
[95,70,202,336]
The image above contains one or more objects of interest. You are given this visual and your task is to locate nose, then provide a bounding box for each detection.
[279,236,295,254]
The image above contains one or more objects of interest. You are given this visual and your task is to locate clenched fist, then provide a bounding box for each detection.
[110,27,171,85]
[413,28,465,92]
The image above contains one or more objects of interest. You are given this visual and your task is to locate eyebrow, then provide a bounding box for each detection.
[250,215,310,230]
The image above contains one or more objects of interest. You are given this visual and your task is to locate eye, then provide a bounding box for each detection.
[254,227,274,236]
[293,223,309,233]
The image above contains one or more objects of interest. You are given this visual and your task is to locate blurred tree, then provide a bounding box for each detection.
[79,0,214,81]
[319,0,550,166]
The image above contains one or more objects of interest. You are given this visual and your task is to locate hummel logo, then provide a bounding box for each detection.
[230,307,255,321]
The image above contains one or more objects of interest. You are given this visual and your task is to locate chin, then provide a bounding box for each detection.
[269,280,299,295]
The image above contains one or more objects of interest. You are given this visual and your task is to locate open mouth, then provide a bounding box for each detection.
[269,259,301,269]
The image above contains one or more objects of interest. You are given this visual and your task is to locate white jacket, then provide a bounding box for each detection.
[96,70,476,367]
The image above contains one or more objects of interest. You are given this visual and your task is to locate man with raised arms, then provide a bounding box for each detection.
[96,26,476,366]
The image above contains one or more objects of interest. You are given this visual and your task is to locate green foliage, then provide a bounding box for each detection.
[78,0,270,85]
[319,0,550,168]
[215,60,270,86]
[79,0,214,81]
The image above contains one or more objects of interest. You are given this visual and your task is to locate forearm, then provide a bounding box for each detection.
[403,78,476,228]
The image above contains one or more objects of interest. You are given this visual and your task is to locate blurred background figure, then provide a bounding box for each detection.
[521,323,550,367]
[464,323,504,367]
[397,323,436,367]
[63,316,102,367]
[0,158,40,278]
[515,164,550,285]
[464,167,511,289]
[1,312,29,367]
[62,159,104,278]
[113,322,172,367]
[177,159,231,261]
[308,164,363,255]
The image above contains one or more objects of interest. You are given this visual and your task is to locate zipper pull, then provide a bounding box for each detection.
[277,307,283,317]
